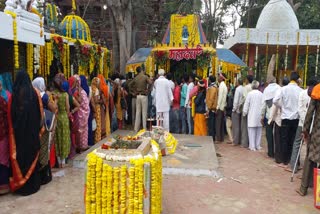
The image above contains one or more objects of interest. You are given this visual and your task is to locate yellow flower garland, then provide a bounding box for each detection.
[26,44,34,78]
[5,11,19,69]
[85,139,162,214]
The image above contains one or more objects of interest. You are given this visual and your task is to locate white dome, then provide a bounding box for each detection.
[256,0,299,30]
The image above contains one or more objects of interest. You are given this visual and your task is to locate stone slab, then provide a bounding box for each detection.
[72,130,219,178]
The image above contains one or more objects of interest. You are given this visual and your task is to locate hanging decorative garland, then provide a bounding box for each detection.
[304,35,309,88]
[5,11,19,69]
[26,44,34,78]
[154,51,168,67]
[296,32,300,70]
[52,36,64,62]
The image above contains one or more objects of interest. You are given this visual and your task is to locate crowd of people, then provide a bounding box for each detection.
[0,67,319,198]
[0,70,131,196]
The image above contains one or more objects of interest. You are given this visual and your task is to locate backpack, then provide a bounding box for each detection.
[311,84,320,100]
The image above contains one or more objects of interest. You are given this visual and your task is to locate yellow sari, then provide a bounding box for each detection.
[91,78,101,143]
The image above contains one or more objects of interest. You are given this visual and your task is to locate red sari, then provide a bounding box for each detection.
[0,94,10,194]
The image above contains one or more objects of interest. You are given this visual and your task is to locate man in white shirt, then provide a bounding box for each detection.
[185,74,195,134]
[216,73,228,143]
[243,80,264,151]
[232,78,244,145]
[268,77,289,164]
[261,75,280,157]
[240,75,254,148]
[273,72,303,165]
[287,78,318,172]
[154,69,173,131]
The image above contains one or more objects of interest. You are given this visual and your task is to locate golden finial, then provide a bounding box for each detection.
[72,0,76,13]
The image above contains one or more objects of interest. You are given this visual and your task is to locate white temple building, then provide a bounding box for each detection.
[224,0,320,77]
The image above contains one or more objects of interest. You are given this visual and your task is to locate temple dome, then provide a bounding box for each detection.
[256,0,299,30]
[59,14,92,42]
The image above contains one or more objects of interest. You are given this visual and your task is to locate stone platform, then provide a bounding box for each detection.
[73,130,219,177]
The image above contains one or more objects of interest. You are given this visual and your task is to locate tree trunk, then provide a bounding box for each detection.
[109,9,120,73]
[106,0,132,75]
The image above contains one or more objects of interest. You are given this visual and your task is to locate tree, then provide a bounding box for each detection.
[106,0,132,74]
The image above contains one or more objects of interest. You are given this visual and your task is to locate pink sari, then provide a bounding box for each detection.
[77,89,90,149]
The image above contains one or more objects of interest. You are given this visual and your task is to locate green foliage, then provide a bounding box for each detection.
[296,0,320,29]
[0,0,5,11]
[197,51,213,68]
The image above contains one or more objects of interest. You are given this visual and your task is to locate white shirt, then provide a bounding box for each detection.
[243,90,264,127]
[217,81,227,111]
[298,89,310,127]
[240,83,252,107]
[232,85,244,113]
[154,76,173,112]
[185,82,194,108]
[261,83,281,120]
[273,82,303,120]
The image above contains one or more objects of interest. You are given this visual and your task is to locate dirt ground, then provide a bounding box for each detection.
[0,137,317,214]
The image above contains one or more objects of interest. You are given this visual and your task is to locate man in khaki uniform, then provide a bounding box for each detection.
[128,66,152,132]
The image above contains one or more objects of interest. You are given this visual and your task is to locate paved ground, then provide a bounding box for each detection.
[0,132,317,214]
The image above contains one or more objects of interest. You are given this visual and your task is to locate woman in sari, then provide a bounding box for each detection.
[77,75,90,150]
[0,77,10,194]
[61,81,80,158]
[68,76,82,152]
[32,77,58,184]
[114,78,127,129]
[9,71,43,196]
[54,75,71,167]
[91,77,102,142]
[98,74,111,136]
[194,81,207,136]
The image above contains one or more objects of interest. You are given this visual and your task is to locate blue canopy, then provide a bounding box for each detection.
[127,48,152,65]
[216,49,246,66]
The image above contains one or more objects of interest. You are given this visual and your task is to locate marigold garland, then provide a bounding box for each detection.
[85,138,162,214]
[5,11,19,69]
[27,44,34,78]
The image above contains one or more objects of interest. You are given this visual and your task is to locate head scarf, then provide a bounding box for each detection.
[74,74,81,87]
[32,77,46,96]
[80,75,90,96]
[0,75,8,102]
[68,76,76,90]
[98,74,108,99]
[62,81,70,93]
[219,73,227,81]
[10,71,41,192]
[91,77,100,95]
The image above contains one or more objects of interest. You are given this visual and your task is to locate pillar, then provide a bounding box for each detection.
[248,45,256,75]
